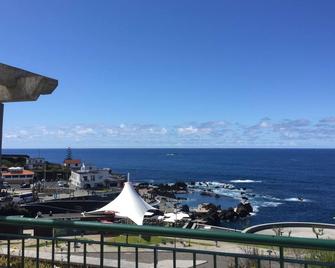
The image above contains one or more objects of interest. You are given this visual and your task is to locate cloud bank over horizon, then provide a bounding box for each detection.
[3,117,335,148]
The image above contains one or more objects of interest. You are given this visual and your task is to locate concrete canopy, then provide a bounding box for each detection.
[0,63,58,102]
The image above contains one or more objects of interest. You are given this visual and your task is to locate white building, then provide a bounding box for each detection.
[26,157,45,169]
[2,167,34,184]
[69,164,123,189]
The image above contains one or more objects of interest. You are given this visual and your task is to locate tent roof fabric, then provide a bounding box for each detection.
[90,182,156,225]
[163,212,190,223]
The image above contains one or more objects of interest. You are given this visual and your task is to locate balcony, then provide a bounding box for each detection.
[0,216,334,267]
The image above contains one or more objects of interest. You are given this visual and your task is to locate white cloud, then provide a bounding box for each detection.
[4,117,335,148]
[177,126,199,135]
[74,127,95,136]
[5,134,19,139]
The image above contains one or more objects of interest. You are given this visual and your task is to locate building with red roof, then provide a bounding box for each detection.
[2,167,34,184]
[63,159,81,170]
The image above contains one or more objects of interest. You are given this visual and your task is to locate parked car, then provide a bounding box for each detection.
[13,192,34,203]
[58,181,69,187]
[1,182,10,189]
[20,183,31,189]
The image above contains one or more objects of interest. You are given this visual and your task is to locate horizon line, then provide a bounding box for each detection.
[3,147,335,150]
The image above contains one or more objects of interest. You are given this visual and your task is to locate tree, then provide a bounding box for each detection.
[272,227,283,236]
[312,227,324,239]
[0,202,30,216]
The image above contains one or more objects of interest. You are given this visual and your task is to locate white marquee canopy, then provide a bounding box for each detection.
[89,182,156,225]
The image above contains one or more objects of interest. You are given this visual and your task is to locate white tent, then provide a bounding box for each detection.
[89,182,156,225]
[163,212,190,223]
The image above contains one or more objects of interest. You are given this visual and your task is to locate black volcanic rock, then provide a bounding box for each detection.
[236,202,253,217]
[181,204,190,213]
[203,203,218,212]
[0,202,30,216]
[205,210,221,226]
[220,207,238,221]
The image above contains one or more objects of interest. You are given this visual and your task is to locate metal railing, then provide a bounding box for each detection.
[0,216,334,267]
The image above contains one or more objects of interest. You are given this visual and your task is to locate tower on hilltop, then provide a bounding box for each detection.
[66,147,73,160]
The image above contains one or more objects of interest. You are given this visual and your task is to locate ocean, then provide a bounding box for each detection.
[3,148,335,229]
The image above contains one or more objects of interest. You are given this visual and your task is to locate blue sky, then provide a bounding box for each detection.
[1,1,335,148]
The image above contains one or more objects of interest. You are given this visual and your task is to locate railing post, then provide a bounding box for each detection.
[234,256,238,268]
[279,247,284,268]
[173,249,176,268]
[51,239,55,267]
[83,242,87,267]
[7,239,10,268]
[67,241,71,267]
[100,233,104,268]
[213,254,217,268]
[21,239,25,268]
[36,239,40,268]
[118,245,121,268]
[154,248,158,268]
[193,252,196,268]
[135,246,139,268]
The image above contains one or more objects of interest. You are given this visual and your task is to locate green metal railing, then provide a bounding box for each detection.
[0,216,334,267]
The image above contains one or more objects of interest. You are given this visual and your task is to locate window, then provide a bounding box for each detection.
[91,175,95,181]
[110,182,117,187]
[83,176,88,181]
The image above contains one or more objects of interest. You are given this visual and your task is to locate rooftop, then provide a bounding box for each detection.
[2,169,34,176]
[64,159,81,164]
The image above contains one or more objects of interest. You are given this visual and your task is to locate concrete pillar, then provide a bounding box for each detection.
[0,103,3,182]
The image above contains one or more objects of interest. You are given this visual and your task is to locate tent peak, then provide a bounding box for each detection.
[88,180,156,225]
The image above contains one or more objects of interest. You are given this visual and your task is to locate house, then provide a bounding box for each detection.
[26,157,45,169]
[2,167,34,184]
[69,164,124,189]
[63,159,81,170]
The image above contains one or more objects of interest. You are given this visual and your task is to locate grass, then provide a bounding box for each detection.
[306,249,335,268]
[108,235,174,245]
[107,234,214,247]
[0,255,83,268]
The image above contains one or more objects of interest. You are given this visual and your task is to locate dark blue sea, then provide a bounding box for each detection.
[4,148,335,229]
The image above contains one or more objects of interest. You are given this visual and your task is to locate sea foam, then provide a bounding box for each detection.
[230,179,262,183]
[284,197,311,202]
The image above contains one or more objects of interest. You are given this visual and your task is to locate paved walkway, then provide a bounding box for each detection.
[254,227,335,239]
[0,248,207,268]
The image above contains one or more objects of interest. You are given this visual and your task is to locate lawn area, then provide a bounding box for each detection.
[107,235,214,247]
[108,235,174,245]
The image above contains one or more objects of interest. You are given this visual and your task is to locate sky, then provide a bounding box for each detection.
[0,0,335,148]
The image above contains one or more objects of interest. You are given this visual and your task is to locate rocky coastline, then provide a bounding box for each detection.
[136,181,254,226]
